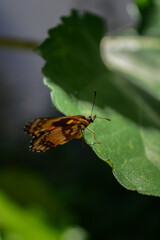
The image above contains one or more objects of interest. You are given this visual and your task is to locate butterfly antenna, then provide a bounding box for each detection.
[96,116,111,121]
[91,91,111,121]
[91,91,97,116]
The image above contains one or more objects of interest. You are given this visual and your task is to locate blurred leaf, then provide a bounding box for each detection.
[137,0,151,7]
[0,168,74,227]
[101,36,160,100]
[36,10,160,196]
[136,0,160,36]
[0,192,88,240]
[0,192,60,240]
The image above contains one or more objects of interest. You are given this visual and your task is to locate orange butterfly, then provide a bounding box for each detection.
[24,91,111,152]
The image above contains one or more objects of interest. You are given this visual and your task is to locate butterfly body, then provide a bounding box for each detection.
[24,114,97,152]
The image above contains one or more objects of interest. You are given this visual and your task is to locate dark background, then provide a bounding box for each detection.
[0,1,160,239]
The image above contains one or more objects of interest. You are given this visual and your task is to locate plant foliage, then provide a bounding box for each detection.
[36,10,160,196]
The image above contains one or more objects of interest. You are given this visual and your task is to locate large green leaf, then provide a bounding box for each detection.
[36,10,160,196]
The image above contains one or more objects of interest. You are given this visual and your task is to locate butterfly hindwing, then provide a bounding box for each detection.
[30,124,82,152]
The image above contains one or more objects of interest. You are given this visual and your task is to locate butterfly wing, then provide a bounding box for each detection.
[24,117,70,137]
[30,124,82,152]
[25,115,90,152]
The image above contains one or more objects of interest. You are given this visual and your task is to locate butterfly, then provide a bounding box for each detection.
[24,91,111,152]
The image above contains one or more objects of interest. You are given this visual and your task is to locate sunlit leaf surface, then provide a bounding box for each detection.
[101,36,160,100]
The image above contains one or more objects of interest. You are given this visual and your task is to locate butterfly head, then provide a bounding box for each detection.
[87,115,97,123]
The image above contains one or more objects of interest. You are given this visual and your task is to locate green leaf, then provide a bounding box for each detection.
[36,10,160,196]
[101,36,160,100]
[136,0,160,36]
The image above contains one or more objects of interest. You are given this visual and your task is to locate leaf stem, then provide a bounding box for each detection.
[0,37,39,50]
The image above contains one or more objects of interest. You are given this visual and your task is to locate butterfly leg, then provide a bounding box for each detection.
[86,127,100,144]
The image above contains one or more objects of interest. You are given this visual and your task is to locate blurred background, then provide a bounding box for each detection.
[0,0,160,240]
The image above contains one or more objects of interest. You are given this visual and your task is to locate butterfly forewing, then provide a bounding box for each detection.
[24,117,66,137]
[25,115,90,152]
